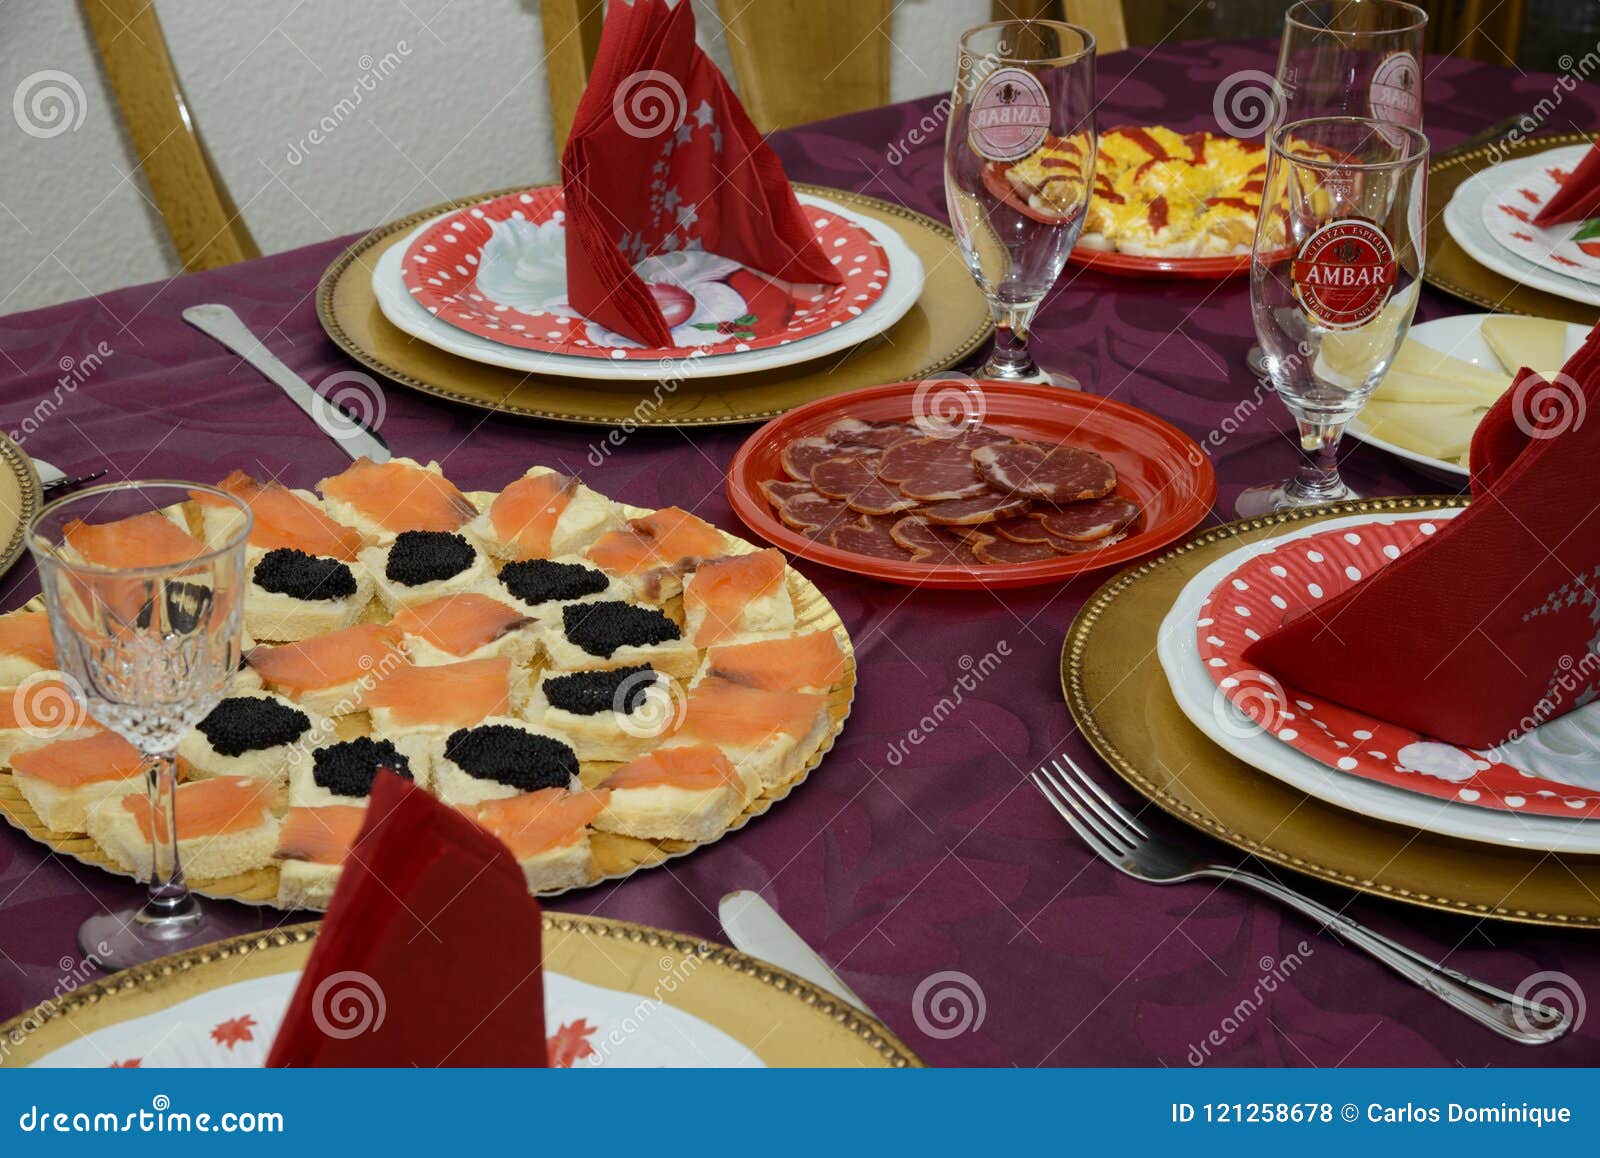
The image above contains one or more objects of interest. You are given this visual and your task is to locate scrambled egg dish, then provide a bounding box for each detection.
[1000,126,1330,258]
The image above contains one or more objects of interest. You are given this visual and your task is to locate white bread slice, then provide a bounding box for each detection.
[12,761,142,834]
[244,563,374,643]
[466,467,626,561]
[592,747,758,843]
[277,857,342,909]
[524,669,676,763]
[86,777,279,879]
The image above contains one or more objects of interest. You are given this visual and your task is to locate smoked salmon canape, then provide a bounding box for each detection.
[289,735,424,807]
[465,466,626,562]
[241,548,375,642]
[192,470,367,562]
[273,803,366,909]
[390,593,536,667]
[464,787,610,894]
[583,507,733,603]
[363,657,529,782]
[10,730,142,834]
[593,743,759,843]
[429,718,579,808]
[526,665,684,764]
[538,600,699,681]
[670,678,832,792]
[176,692,332,786]
[489,557,628,624]
[316,456,479,544]
[244,624,407,717]
[357,529,495,615]
[87,776,279,881]
[0,677,98,769]
[681,548,796,647]
[692,629,850,695]
[0,609,57,685]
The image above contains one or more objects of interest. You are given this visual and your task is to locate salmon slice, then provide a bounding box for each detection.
[364,656,510,727]
[121,776,271,843]
[0,611,55,667]
[489,471,575,558]
[391,594,531,658]
[246,624,404,692]
[196,471,365,560]
[585,507,724,575]
[11,730,142,787]
[0,679,92,731]
[674,677,826,749]
[705,631,847,692]
[602,744,744,793]
[64,511,206,568]
[470,787,609,857]
[275,804,367,865]
[318,458,476,533]
[685,549,786,646]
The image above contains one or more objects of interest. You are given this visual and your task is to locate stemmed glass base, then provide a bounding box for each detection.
[981,321,1080,390]
[1235,475,1360,518]
[80,895,208,972]
[1235,409,1360,517]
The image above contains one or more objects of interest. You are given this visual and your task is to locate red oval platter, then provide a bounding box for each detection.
[1066,245,1252,279]
[727,380,1217,589]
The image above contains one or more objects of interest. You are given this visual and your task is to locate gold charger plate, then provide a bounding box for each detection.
[0,501,856,909]
[0,432,43,580]
[0,915,919,1067]
[1062,496,1600,929]
[1425,130,1599,324]
[316,183,992,427]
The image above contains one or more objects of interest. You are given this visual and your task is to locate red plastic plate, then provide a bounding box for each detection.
[726,380,1217,589]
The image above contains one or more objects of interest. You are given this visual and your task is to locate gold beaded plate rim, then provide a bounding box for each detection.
[315,182,994,428]
[0,504,856,909]
[0,432,42,582]
[0,916,922,1068]
[1061,495,1600,929]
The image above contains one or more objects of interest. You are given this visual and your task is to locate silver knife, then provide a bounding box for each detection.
[719,890,875,1016]
[182,303,391,462]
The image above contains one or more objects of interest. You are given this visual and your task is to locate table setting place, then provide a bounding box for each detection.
[2,0,1600,1079]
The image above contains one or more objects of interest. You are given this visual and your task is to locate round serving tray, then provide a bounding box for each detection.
[1062,495,1600,929]
[0,916,920,1067]
[316,183,992,427]
[1425,130,1600,325]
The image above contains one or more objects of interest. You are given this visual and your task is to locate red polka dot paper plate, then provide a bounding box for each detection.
[1198,512,1600,819]
[399,187,890,359]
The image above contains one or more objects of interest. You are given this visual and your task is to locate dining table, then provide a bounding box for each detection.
[2,38,1598,1068]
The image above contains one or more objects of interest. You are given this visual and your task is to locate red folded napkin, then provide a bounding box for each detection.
[267,773,548,1067]
[1243,324,1600,749]
[560,0,841,347]
[1533,141,1600,226]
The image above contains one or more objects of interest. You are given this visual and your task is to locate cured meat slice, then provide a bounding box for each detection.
[973,536,1059,564]
[877,438,988,501]
[761,479,815,505]
[826,418,918,449]
[973,441,1117,502]
[990,514,1055,545]
[774,490,850,536]
[810,456,918,516]
[919,493,1031,526]
[781,437,847,482]
[1038,496,1141,542]
[888,516,973,564]
[1049,529,1129,555]
[829,514,914,560]
[920,423,1015,449]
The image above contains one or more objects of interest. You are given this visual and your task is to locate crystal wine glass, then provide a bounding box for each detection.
[944,19,1096,388]
[1244,0,1427,378]
[28,481,251,969]
[1237,116,1429,516]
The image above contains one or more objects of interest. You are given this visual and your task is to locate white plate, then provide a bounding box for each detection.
[1479,144,1600,287]
[1156,509,1600,854]
[1444,157,1600,307]
[372,193,926,382]
[1346,312,1591,483]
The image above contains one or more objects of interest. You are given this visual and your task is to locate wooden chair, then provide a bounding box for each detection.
[992,1,1130,55]
[1426,0,1525,65]
[82,0,260,273]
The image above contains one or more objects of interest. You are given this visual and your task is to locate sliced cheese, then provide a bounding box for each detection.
[1362,400,1482,463]
[1387,338,1510,391]
[1373,365,1509,407]
[1480,315,1568,378]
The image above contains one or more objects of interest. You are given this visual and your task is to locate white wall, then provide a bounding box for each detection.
[0,0,986,315]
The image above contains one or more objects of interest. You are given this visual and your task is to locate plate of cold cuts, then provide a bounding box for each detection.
[726,379,1217,589]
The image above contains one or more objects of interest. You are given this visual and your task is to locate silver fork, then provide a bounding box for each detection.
[1033,754,1570,1046]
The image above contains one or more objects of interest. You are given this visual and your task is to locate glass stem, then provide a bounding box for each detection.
[984,300,1040,379]
[142,752,195,922]
[1286,412,1351,503]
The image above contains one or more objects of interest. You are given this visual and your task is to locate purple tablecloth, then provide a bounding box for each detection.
[2,40,1597,1067]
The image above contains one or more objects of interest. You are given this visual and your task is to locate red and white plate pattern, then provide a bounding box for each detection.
[1481,144,1600,287]
[400,187,890,360]
[1197,515,1600,819]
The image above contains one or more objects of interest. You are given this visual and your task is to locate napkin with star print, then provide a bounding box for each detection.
[559,0,842,347]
